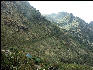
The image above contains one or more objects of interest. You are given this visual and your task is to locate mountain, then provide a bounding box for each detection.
[44,12,87,30]
[89,21,93,29]
[1,1,93,70]
[45,12,93,51]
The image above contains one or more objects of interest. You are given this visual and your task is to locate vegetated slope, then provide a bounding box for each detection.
[1,1,93,70]
[45,12,93,52]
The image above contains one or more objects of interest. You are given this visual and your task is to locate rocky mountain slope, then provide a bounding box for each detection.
[1,1,93,70]
[45,12,93,51]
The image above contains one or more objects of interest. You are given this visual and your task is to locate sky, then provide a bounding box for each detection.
[28,1,93,23]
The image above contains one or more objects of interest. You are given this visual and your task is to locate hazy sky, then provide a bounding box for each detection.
[28,1,93,23]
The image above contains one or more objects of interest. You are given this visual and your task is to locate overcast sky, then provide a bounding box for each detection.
[28,1,93,23]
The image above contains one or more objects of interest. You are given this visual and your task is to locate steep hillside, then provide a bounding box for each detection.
[45,12,93,52]
[1,1,93,70]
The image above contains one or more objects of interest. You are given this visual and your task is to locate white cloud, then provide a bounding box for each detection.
[28,1,93,23]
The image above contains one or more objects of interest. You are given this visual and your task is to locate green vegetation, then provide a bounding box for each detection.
[1,1,93,70]
[1,49,93,70]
